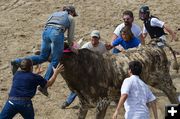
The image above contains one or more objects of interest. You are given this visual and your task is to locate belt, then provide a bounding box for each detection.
[8,97,31,101]
[45,23,65,32]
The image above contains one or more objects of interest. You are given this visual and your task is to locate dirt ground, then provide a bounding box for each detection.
[0,0,180,119]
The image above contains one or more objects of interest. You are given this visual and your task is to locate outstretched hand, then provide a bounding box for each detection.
[105,43,113,50]
[53,63,64,74]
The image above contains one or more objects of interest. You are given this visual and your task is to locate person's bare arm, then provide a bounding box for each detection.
[112,33,118,41]
[142,33,148,39]
[112,94,128,119]
[163,24,177,41]
[67,15,75,45]
[148,100,158,119]
[46,63,64,87]
[140,33,145,45]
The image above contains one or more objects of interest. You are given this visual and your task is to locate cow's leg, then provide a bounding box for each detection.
[148,72,178,103]
[95,98,110,119]
[78,102,88,119]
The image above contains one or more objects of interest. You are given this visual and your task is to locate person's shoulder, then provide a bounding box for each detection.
[68,14,74,22]
[99,41,105,45]
[116,23,125,28]
[98,41,107,48]
[32,73,43,78]
[132,23,141,28]
[151,17,162,23]
[81,41,91,48]
[123,77,133,83]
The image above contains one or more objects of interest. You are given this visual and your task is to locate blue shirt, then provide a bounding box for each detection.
[9,71,47,98]
[112,37,141,50]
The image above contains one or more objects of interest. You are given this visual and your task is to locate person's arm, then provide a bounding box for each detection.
[112,78,132,119]
[163,24,177,41]
[105,37,122,51]
[151,18,177,42]
[142,33,148,39]
[142,25,148,41]
[112,24,123,41]
[139,33,145,45]
[148,100,158,119]
[46,63,64,87]
[67,15,75,45]
[112,33,118,41]
[112,94,128,119]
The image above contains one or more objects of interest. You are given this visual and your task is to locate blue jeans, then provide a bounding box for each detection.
[0,100,34,119]
[66,91,77,104]
[14,26,64,80]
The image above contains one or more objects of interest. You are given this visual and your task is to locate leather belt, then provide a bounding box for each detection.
[8,97,31,101]
[46,23,65,32]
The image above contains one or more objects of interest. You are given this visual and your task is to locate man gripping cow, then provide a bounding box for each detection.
[11,5,78,96]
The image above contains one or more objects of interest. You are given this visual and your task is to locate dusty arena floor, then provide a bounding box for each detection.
[0,0,180,118]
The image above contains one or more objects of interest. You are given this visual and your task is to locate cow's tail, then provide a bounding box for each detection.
[164,43,179,73]
[148,39,179,73]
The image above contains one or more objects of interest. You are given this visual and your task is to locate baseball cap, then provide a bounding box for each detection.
[63,6,78,17]
[90,30,100,38]
[139,5,150,13]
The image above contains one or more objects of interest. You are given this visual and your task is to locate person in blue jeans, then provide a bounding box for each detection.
[110,26,141,53]
[0,59,64,119]
[11,6,78,96]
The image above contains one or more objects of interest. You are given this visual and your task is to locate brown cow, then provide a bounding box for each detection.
[60,45,179,119]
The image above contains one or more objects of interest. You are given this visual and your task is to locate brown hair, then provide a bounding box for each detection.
[123,10,134,18]
[120,26,134,40]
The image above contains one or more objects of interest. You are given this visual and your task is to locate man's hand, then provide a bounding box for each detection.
[171,32,178,42]
[53,63,64,75]
[112,110,118,119]
[105,43,113,50]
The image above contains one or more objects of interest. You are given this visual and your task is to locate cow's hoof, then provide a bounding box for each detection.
[61,101,70,109]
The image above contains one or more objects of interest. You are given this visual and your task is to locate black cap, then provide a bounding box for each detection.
[139,5,150,13]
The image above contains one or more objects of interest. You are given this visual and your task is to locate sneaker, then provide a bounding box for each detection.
[11,60,19,75]
[38,87,49,97]
[61,101,70,109]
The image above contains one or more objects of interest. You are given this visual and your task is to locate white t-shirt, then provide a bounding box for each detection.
[81,41,107,54]
[143,17,165,34]
[121,75,156,119]
[113,23,142,38]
